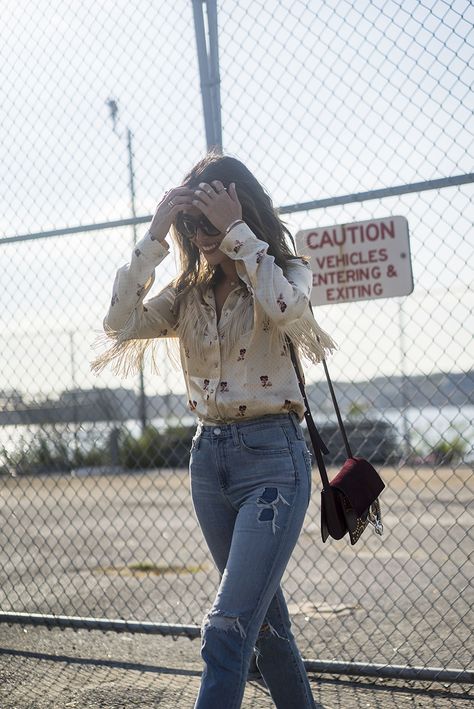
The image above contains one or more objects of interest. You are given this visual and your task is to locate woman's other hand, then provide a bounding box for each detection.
[149,186,195,242]
[192,181,242,234]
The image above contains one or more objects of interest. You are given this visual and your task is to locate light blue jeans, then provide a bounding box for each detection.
[189,413,317,709]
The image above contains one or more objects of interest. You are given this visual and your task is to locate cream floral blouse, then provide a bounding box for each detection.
[92,222,336,424]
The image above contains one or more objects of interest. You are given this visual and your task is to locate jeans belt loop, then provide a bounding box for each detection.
[230,422,240,446]
[289,411,302,440]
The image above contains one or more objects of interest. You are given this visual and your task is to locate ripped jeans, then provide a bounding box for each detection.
[189,413,316,709]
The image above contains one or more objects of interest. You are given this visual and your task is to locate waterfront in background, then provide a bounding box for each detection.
[0,405,472,466]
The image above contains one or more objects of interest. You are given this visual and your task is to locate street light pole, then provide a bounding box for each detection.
[106,99,147,435]
[126,128,138,244]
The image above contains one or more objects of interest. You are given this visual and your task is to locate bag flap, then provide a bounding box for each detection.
[320,488,346,540]
[330,457,385,517]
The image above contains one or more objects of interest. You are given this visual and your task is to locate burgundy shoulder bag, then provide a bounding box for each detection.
[289,341,385,545]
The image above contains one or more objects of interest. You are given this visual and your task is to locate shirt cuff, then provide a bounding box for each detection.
[129,229,170,278]
[219,222,267,259]
[133,230,170,259]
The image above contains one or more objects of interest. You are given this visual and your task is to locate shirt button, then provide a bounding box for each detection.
[213,427,221,435]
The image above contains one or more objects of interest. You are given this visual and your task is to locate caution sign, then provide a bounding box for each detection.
[295,216,413,306]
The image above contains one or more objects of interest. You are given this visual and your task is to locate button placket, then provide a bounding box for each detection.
[201,288,224,419]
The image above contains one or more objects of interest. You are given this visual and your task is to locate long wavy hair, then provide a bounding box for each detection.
[90,152,336,378]
[171,152,300,298]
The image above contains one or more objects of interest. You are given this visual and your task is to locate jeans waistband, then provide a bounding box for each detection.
[196,412,303,442]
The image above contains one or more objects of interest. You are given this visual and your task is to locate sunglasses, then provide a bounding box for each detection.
[175,212,221,239]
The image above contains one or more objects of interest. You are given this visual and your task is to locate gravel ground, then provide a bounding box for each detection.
[0,623,471,708]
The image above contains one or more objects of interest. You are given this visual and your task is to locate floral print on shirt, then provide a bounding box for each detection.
[98,222,335,424]
[277,294,287,312]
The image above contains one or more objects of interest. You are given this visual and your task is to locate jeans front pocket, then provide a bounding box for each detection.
[239,425,289,456]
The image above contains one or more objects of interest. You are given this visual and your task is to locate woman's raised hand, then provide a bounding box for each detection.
[192,181,242,234]
[148,186,195,242]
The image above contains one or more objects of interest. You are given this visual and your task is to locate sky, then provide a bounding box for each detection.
[0,0,472,399]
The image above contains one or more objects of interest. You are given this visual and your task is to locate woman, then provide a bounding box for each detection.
[93,153,335,708]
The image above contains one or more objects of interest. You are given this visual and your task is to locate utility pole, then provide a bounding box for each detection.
[106,99,147,434]
[69,330,79,459]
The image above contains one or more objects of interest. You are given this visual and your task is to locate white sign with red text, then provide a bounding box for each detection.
[295,215,413,306]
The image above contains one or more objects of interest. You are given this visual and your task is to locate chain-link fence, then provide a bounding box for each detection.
[1,0,472,688]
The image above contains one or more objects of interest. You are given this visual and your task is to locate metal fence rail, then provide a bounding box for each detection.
[1,0,473,687]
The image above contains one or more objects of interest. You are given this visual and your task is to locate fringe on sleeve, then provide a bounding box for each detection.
[90,313,180,378]
[278,307,337,364]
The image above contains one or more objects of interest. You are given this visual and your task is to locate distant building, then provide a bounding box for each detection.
[59,387,138,420]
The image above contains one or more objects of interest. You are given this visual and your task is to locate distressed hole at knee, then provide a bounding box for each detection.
[208,615,238,631]
[206,612,246,638]
[257,620,287,641]
[258,507,274,522]
[258,487,278,504]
